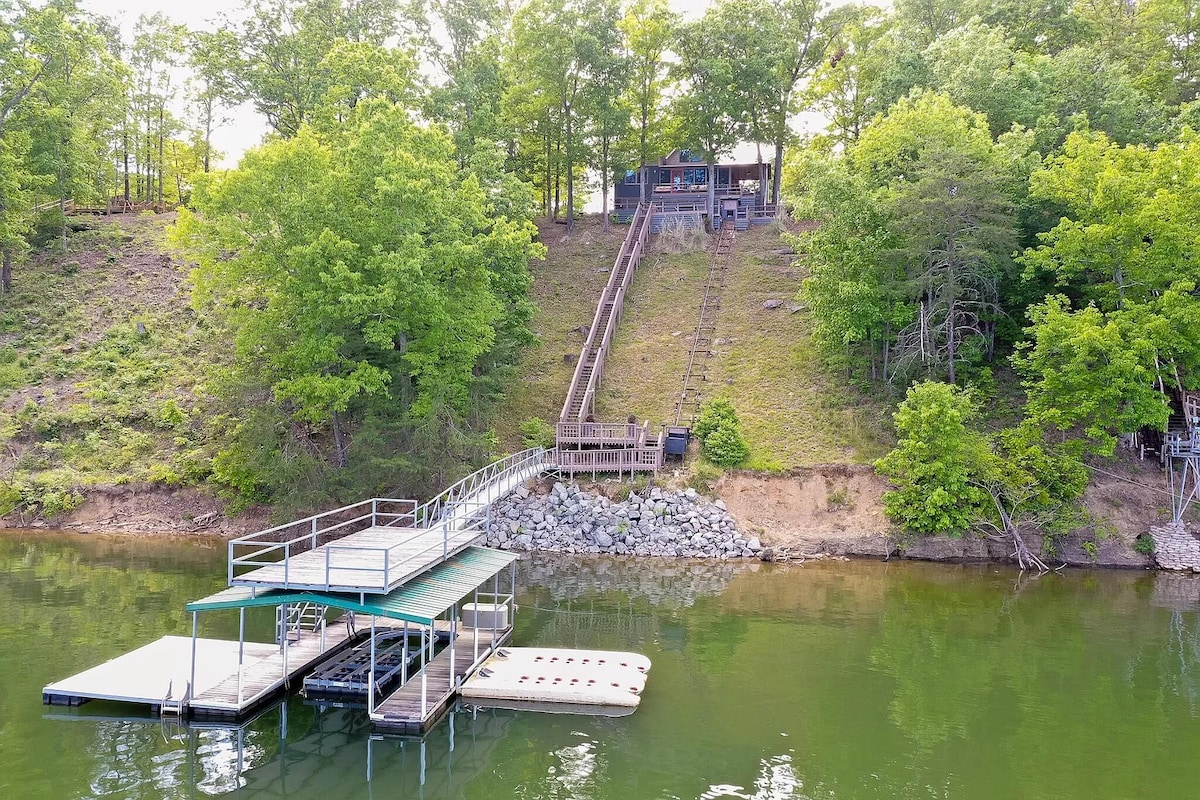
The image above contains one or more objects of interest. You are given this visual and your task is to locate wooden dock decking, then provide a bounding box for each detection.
[371,626,511,734]
[43,615,412,718]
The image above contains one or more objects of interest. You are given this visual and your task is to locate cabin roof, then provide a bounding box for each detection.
[186,546,518,625]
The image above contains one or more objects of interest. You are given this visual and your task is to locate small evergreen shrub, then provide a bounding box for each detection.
[695,398,749,468]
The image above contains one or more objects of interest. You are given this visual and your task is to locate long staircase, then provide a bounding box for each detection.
[556,203,665,474]
[674,226,735,426]
[560,203,654,424]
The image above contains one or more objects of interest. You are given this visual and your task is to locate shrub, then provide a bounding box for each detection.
[703,422,749,467]
[519,416,556,449]
[1133,534,1156,555]
[693,398,738,441]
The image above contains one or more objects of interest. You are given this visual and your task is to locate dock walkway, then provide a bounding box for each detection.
[371,627,510,734]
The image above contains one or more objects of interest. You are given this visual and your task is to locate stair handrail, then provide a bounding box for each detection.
[560,204,655,423]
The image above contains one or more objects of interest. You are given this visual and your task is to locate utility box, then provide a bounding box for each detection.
[665,427,690,458]
[462,603,509,629]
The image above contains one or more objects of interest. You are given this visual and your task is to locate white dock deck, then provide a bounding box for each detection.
[231,453,542,594]
[42,617,412,718]
[232,524,483,594]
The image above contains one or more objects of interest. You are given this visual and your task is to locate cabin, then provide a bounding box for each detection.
[613,149,776,231]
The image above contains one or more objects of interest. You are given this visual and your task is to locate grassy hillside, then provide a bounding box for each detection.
[490,216,626,448]
[595,222,892,470]
[0,214,221,516]
[492,216,892,470]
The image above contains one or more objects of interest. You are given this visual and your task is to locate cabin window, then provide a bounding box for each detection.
[680,149,691,162]
[624,170,638,185]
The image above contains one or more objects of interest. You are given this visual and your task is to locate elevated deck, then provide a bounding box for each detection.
[229,449,547,593]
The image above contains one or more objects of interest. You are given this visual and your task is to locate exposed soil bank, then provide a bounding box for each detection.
[0,484,267,537]
[716,466,1159,569]
[0,462,1173,570]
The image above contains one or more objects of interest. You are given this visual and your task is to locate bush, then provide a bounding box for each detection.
[703,422,749,467]
[1133,534,1156,555]
[695,398,749,467]
[693,398,738,441]
[518,417,556,449]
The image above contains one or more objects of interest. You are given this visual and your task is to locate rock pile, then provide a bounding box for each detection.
[485,482,762,559]
[1150,522,1200,571]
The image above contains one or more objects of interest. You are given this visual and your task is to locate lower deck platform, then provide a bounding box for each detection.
[42,616,408,718]
[370,626,510,734]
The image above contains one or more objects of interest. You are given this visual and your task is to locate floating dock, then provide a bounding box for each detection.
[460,647,651,709]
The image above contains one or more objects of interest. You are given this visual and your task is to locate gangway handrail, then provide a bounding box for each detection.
[228,448,551,590]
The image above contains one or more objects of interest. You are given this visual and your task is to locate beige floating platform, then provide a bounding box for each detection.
[460,647,651,709]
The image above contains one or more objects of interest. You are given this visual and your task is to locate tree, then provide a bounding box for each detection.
[174,99,543,478]
[618,0,675,178]
[875,381,989,535]
[877,381,1090,570]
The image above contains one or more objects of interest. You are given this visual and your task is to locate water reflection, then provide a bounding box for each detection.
[9,533,1200,800]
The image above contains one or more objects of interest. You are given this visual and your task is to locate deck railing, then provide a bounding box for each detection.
[556,421,647,447]
[1167,430,1200,456]
[554,434,665,475]
[227,448,550,590]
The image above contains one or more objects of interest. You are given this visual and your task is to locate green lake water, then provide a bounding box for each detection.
[3,531,1200,799]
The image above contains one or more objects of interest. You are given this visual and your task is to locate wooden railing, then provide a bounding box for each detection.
[554,435,664,475]
[560,203,655,423]
[556,421,648,447]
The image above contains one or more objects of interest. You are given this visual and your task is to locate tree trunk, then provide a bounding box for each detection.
[544,130,552,218]
[123,131,130,202]
[331,410,349,468]
[601,135,610,233]
[773,139,785,214]
[157,107,165,206]
[1,246,12,294]
[565,95,575,234]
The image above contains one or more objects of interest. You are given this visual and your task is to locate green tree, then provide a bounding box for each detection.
[174,100,543,480]
[618,0,675,175]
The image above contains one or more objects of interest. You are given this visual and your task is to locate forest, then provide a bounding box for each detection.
[1,0,1198,548]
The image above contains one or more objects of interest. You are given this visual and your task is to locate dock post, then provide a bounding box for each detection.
[402,620,409,685]
[421,627,428,720]
[473,588,479,664]
[368,616,377,714]
[190,611,198,707]
[238,607,246,704]
[450,608,456,689]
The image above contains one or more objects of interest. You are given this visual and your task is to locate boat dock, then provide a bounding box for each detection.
[42,451,542,731]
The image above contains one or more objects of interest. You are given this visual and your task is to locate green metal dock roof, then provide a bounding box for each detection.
[186,546,519,625]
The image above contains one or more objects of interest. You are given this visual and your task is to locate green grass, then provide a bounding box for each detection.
[594,222,892,470]
[0,213,225,514]
[490,216,626,449]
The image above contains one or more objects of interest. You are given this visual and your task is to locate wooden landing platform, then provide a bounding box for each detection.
[233,525,483,594]
[371,626,511,735]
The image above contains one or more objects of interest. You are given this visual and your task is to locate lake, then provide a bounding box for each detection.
[2,530,1198,799]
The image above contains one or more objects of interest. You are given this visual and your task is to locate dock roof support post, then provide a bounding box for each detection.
[450,607,457,689]
[492,572,499,646]
[190,610,198,705]
[368,615,377,714]
[421,625,429,720]
[282,603,290,678]
[238,606,245,705]
[473,587,479,665]
[402,620,409,685]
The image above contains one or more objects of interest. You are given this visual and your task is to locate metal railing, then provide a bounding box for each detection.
[227,449,551,592]
[1167,430,1200,456]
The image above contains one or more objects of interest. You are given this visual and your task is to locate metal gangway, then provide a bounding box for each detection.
[227,448,553,593]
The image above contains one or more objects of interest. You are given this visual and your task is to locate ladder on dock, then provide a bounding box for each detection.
[674,226,735,426]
